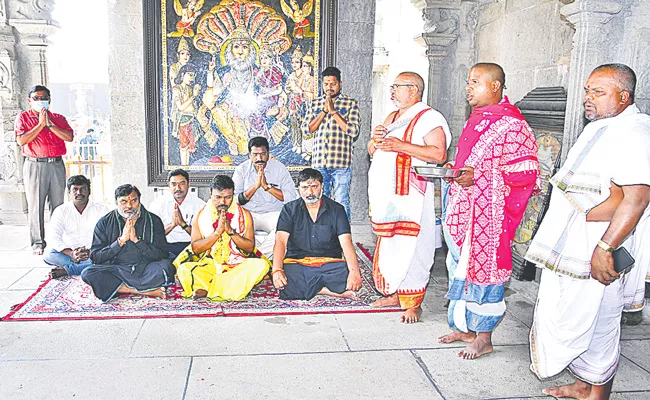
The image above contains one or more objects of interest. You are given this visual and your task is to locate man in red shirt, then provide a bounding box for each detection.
[15,85,73,254]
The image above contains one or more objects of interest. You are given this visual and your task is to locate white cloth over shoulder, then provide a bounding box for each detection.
[368,101,451,298]
[525,104,650,278]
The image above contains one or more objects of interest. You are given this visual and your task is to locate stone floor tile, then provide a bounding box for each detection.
[0,357,190,399]
[337,300,530,352]
[0,319,144,360]
[0,251,48,269]
[417,345,573,400]
[621,339,650,371]
[7,267,50,290]
[336,310,450,351]
[0,290,32,318]
[130,314,349,357]
[611,392,650,400]
[612,354,650,391]
[0,268,32,290]
[621,323,650,340]
[0,226,31,252]
[185,350,443,400]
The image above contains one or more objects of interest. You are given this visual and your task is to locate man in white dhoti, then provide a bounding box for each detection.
[621,220,650,325]
[367,72,451,323]
[525,63,650,400]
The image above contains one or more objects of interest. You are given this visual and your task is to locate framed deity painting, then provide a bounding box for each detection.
[143,0,338,185]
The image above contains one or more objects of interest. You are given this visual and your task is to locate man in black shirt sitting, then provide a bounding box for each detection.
[271,168,362,300]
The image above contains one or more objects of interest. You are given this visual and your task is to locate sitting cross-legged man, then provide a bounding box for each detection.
[81,184,175,302]
[174,175,270,300]
[271,168,362,300]
[148,168,205,258]
[233,136,298,259]
[44,175,108,279]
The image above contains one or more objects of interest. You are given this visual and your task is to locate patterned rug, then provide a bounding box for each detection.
[2,243,400,321]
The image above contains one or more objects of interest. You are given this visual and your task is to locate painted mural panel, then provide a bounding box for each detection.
[161,0,322,173]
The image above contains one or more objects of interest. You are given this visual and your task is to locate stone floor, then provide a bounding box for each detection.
[1,223,649,399]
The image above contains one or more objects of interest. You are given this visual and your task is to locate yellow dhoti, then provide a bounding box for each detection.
[176,257,269,301]
[173,202,270,301]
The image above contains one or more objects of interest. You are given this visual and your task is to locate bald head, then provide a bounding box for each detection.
[397,72,425,99]
[591,63,636,102]
[471,63,505,91]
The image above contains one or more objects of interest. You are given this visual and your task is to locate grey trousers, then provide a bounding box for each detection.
[23,158,66,250]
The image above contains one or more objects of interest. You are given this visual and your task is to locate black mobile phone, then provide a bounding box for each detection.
[613,246,635,274]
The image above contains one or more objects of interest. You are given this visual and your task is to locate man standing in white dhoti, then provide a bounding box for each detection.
[367,72,451,323]
[526,63,650,400]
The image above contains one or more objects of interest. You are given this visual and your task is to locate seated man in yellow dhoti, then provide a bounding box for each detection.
[174,175,270,300]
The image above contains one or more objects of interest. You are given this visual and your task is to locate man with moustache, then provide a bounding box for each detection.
[149,169,205,257]
[174,175,269,300]
[15,85,74,255]
[81,184,175,302]
[367,72,451,323]
[271,168,362,300]
[302,67,360,219]
[439,63,539,358]
[233,137,297,258]
[44,175,109,279]
[526,64,650,399]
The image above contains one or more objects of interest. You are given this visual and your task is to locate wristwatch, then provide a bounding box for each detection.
[181,223,188,230]
[597,239,615,252]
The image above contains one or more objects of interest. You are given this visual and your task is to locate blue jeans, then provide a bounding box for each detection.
[43,249,93,276]
[315,166,351,219]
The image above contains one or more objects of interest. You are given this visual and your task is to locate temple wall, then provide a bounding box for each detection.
[107,0,154,203]
[474,0,573,104]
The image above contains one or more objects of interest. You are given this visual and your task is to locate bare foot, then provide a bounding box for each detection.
[193,289,208,300]
[438,330,476,344]
[400,307,422,323]
[33,248,44,255]
[370,294,399,308]
[316,288,359,300]
[144,288,167,299]
[50,267,68,279]
[542,379,591,399]
[340,290,360,301]
[458,334,493,360]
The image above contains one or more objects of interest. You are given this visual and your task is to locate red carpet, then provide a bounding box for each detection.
[2,243,400,321]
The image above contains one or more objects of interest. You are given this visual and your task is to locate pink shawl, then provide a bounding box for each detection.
[446,97,540,285]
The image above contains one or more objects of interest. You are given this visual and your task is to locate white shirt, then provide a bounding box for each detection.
[148,191,206,243]
[233,159,298,213]
[45,201,109,252]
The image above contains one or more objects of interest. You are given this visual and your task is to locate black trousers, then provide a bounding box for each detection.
[168,241,190,258]
[81,260,176,302]
[280,261,349,300]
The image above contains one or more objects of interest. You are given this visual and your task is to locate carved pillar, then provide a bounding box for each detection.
[422,33,457,111]
[559,0,622,162]
[0,0,56,223]
[413,0,460,117]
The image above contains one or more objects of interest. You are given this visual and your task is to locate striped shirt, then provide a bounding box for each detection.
[301,94,360,168]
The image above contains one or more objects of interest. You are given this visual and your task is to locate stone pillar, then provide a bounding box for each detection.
[413,0,460,119]
[0,0,56,224]
[559,0,622,162]
[422,33,457,112]
[337,0,376,223]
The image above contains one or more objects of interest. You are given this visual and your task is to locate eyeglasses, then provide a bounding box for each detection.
[389,84,414,91]
[30,96,50,101]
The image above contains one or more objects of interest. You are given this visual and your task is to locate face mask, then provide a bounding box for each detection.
[30,100,49,112]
